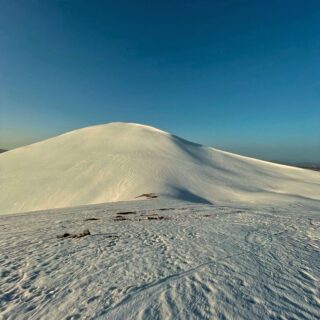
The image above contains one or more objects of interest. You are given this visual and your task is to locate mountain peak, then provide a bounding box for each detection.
[1,122,319,214]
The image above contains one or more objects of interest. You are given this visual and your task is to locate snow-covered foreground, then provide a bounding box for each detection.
[1,199,319,319]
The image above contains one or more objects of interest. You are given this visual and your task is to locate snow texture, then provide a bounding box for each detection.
[0,123,319,319]
[1,122,319,214]
[0,200,319,319]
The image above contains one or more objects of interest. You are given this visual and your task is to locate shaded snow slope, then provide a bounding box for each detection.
[1,122,320,214]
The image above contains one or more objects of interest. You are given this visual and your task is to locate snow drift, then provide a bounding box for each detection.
[1,122,319,214]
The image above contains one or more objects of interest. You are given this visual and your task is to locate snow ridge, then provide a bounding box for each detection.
[1,122,319,214]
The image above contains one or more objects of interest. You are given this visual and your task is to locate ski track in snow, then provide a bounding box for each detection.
[0,200,319,320]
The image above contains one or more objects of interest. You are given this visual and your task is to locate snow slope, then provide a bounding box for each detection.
[1,122,320,214]
[0,200,319,319]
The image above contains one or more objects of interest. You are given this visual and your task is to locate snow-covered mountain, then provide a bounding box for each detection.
[1,122,319,214]
[1,123,320,319]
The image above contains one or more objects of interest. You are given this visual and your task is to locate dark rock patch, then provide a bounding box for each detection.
[113,216,127,221]
[136,193,158,199]
[146,215,169,221]
[57,229,90,239]
[116,211,136,215]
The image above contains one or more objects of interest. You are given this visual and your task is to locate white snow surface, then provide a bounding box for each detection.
[1,122,320,319]
[0,200,319,319]
[1,122,320,214]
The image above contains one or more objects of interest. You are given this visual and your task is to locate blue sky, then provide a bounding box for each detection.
[1,0,319,162]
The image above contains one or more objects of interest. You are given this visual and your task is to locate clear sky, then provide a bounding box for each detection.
[1,0,319,162]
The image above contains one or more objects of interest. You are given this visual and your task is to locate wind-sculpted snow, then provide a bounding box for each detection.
[1,122,320,214]
[0,200,319,319]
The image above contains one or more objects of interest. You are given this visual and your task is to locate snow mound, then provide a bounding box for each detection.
[1,122,320,214]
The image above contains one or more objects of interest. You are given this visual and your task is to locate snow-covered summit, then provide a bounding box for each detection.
[1,122,319,214]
